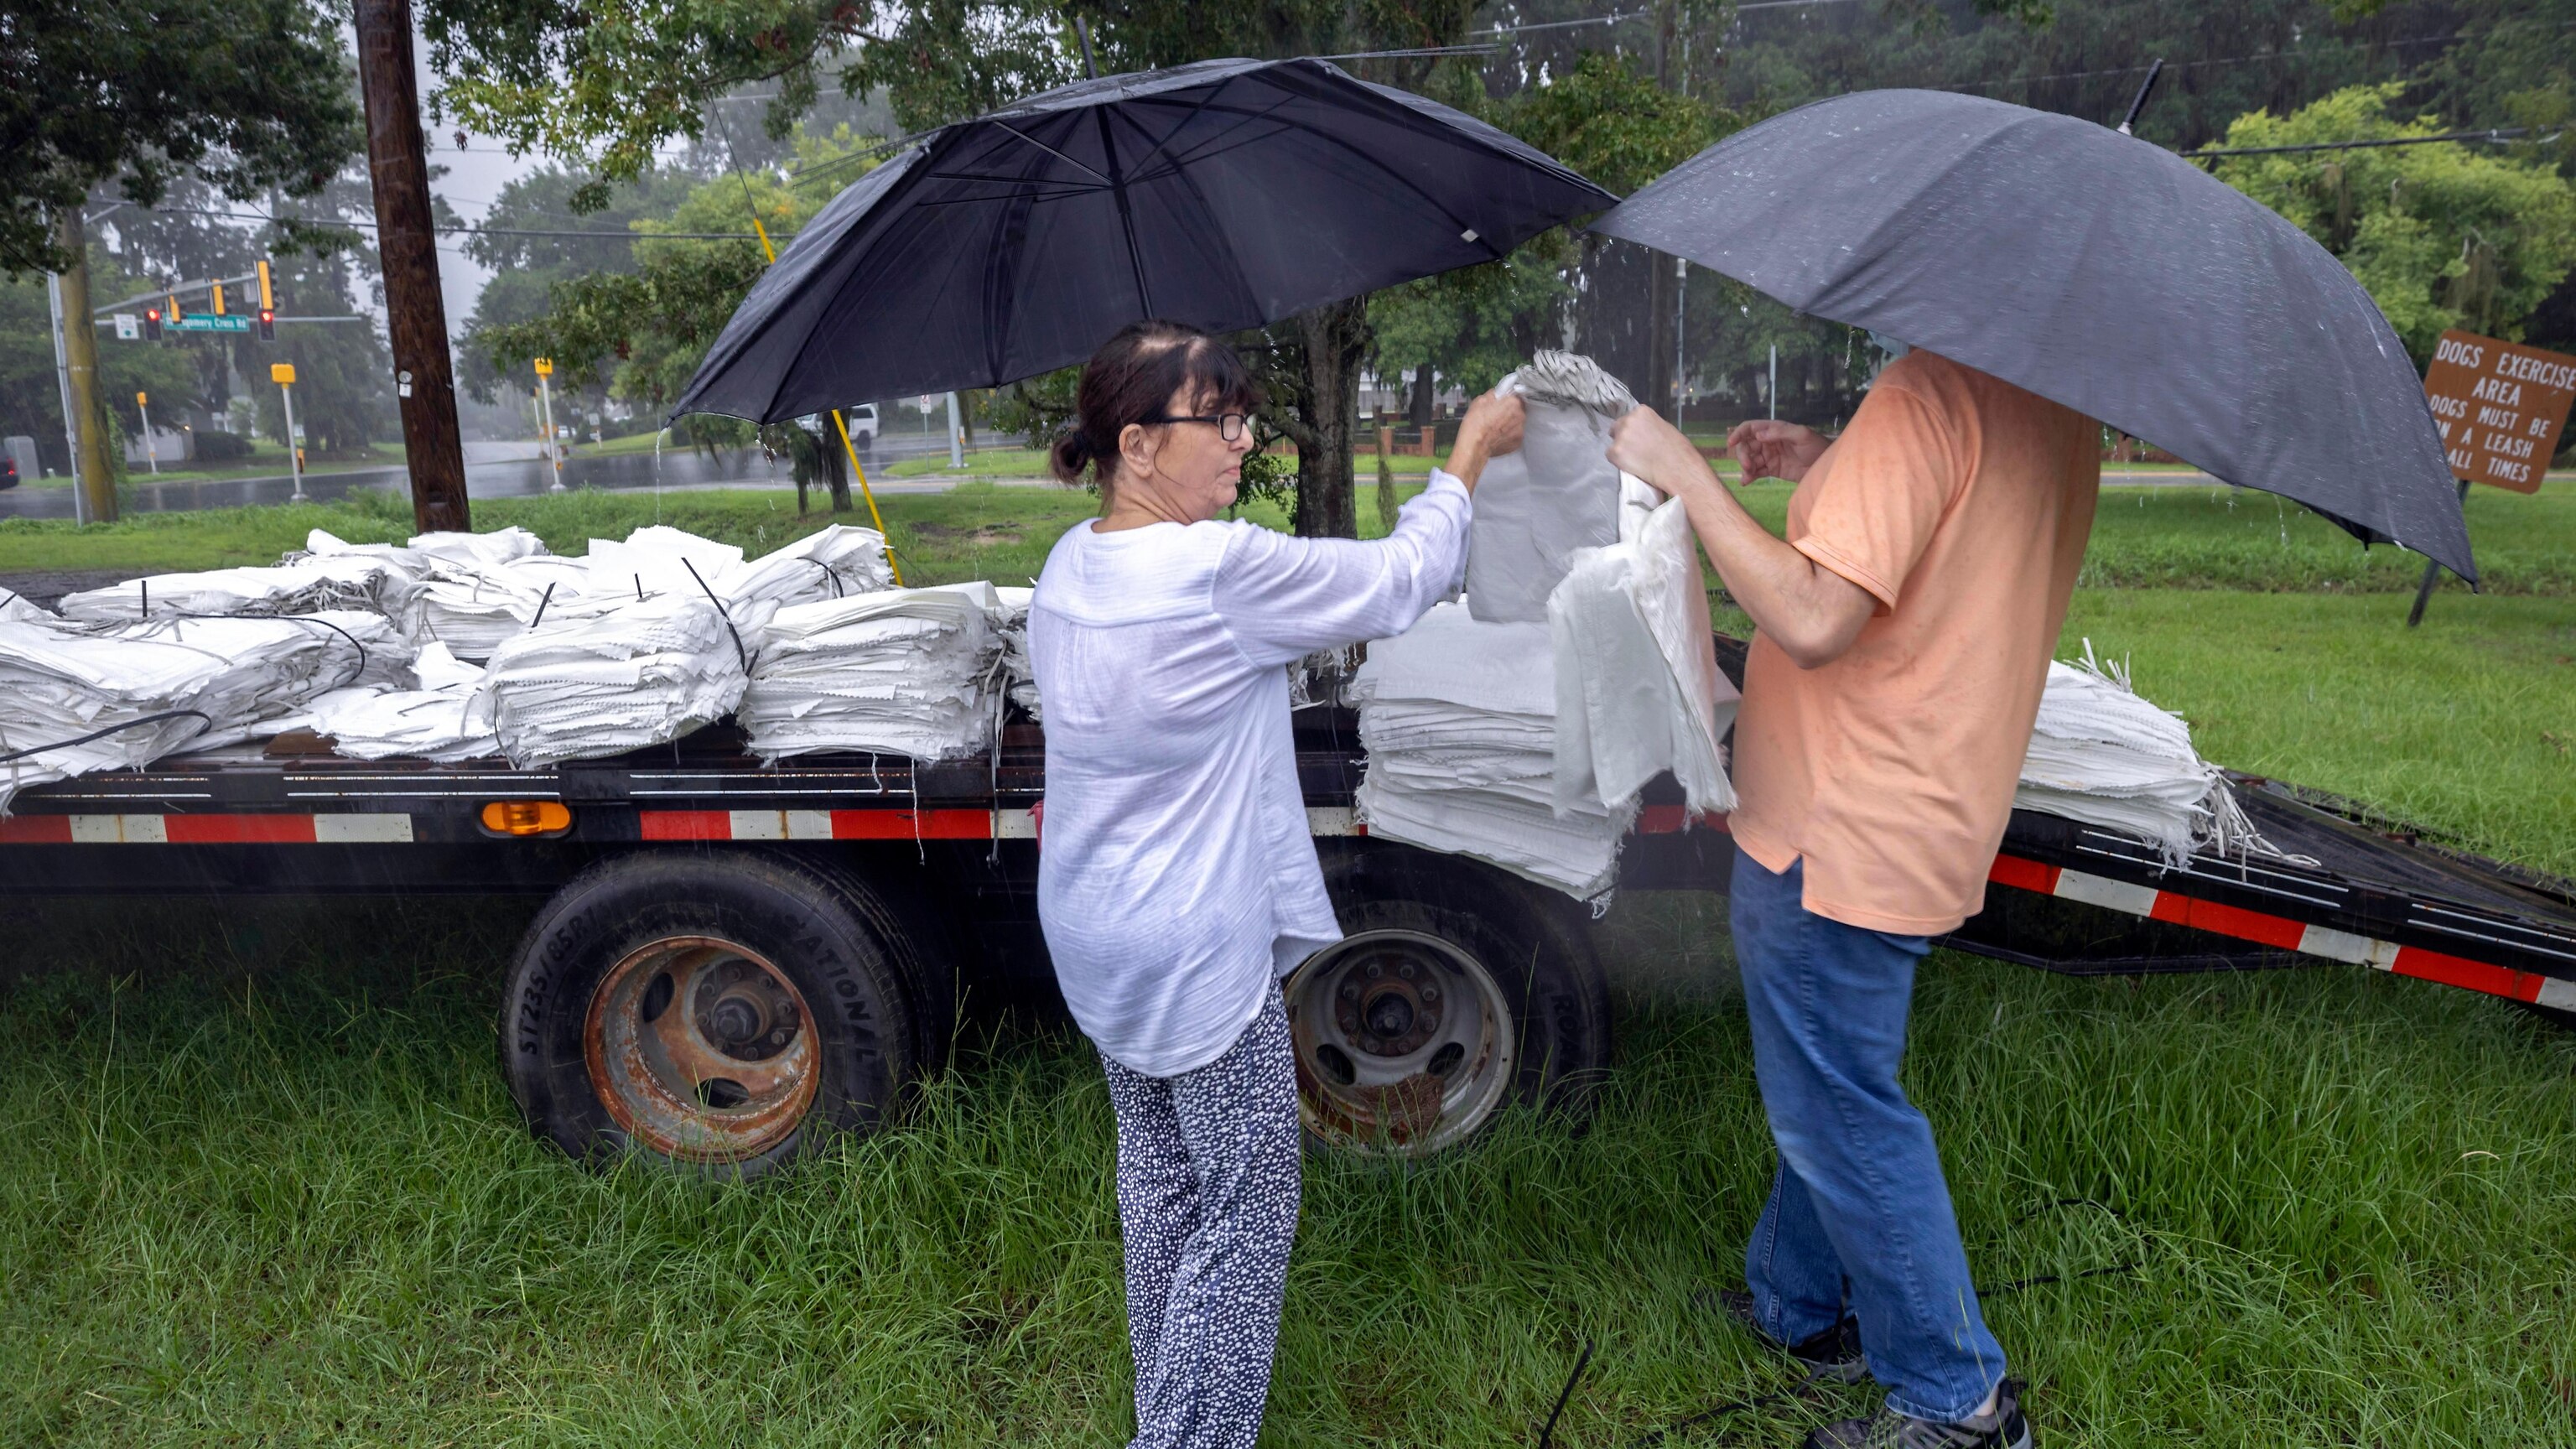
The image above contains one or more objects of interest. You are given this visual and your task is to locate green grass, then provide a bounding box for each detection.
[7,475,2576,1446]
[0,898,2569,1446]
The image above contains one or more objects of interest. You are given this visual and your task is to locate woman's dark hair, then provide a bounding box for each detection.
[1050,319,1262,491]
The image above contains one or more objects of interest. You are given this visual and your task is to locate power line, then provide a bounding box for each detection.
[124,205,762,241]
[2183,126,2553,158]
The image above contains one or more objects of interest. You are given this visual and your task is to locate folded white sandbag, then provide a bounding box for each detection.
[301,642,497,762]
[0,609,414,808]
[723,524,895,609]
[739,583,1000,762]
[1550,489,1737,818]
[57,553,415,623]
[990,585,1040,722]
[473,592,772,768]
[2015,645,2257,864]
[405,553,601,661]
[1466,351,1634,625]
[1351,601,1626,898]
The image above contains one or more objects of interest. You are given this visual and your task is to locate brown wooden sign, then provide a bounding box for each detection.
[2422,329,2576,494]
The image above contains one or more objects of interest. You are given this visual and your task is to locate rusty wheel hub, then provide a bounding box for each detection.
[584,936,819,1164]
[1285,928,1514,1157]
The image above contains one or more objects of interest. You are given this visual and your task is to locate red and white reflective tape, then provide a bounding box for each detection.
[1988,854,2576,1011]
[639,807,1039,842]
[0,813,413,844]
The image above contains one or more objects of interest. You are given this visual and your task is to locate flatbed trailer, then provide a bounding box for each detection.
[3,651,2570,1173]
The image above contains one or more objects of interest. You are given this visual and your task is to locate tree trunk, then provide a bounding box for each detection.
[822,425,852,512]
[1409,364,1435,427]
[1291,298,1368,538]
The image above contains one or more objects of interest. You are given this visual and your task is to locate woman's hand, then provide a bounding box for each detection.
[1725,419,1831,484]
[1442,391,1525,491]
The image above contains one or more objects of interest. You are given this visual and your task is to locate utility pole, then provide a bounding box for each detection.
[946,391,964,470]
[137,392,158,475]
[45,270,87,525]
[353,0,470,532]
[55,209,117,523]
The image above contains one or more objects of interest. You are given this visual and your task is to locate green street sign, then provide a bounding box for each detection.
[171,314,251,334]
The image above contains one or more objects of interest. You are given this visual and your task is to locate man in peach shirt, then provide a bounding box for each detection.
[1610,345,2098,1449]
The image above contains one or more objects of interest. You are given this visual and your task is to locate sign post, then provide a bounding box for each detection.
[272,362,305,502]
[135,391,157,475]
[2410,330,2576,626]
[533,357,563,491]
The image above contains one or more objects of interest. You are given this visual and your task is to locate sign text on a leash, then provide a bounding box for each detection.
[2423,330,2576,493]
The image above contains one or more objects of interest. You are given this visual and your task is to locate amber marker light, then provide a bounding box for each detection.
[481,800,572,836]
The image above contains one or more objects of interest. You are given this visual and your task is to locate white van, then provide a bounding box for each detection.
[844,403,879,449]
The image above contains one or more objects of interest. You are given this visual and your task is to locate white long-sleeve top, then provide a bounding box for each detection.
[1029,473,1474,1077]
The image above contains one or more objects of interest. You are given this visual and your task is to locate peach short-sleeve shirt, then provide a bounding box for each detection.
[1728,351,2101,937]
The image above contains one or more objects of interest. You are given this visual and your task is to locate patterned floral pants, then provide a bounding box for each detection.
[1097,995,1302,1449]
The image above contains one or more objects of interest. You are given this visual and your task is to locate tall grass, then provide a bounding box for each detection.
[1,896,2570,1446]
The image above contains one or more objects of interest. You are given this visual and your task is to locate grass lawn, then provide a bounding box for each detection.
[3,479,2573,1446]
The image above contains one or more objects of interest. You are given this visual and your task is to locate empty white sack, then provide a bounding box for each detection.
[1351,601,1625,899]
[299,641,498,762]
[739,582,1000,762]
[2016,647,2253,863]
[1550,489,1738,819]
[1466,351,1634,625]
[474,593,773,769]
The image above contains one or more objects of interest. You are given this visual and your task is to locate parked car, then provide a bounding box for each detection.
[845,402,878,449]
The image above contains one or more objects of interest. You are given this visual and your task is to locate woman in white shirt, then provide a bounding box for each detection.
[1029,319,1520,1449]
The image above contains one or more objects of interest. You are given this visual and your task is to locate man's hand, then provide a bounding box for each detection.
[1607,405,1723,505]
[1726,419,1831,484]
[1442,390,1524,491]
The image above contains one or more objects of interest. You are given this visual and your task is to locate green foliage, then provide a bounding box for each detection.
[0,0,359,276]
[2215,85,2576,360]
[476,130,880,418]
[457,164,709,406]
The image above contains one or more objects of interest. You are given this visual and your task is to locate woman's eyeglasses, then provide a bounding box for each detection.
[1145,411,1252,441]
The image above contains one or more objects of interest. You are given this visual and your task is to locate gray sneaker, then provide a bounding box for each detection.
[1805,1377,2033,1449]
[1711,1287,1868,1383]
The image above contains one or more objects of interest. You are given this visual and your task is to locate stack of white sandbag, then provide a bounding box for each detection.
[299,641,498,762]
[1350,601,1626,898]
[57,553,416,623]
[404,552,600,661]
[0,606,413,808]
[990,585,1040,722]
[2016,644,2254,863]
[738,582,1001,762]
[473,592,774,769]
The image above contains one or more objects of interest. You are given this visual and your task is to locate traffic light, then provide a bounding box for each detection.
[166,292,182,325]
[257,259,274,312]
[210,282,226,316]
[257,308,275,342]
[144,307,163,341]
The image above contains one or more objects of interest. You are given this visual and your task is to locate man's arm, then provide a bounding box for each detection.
[1607,408,1876,669]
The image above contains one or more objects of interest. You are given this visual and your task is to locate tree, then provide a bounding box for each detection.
[0,0,361,276]
[421,0,1493,536]
[2214,84,2576,361]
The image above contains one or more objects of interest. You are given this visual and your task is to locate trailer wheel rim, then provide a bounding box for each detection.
[1285,928,1515,1156]
[584,935,821,1164]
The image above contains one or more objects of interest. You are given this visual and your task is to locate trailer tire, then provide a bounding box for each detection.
[1286,847,1613,1159]
[501,850,919,1178]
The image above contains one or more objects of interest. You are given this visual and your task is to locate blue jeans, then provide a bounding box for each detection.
[1730,846,2004,1423]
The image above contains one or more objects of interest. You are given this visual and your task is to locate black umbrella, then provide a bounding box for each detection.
[673,57,1615,424]
[1589,89,2475,581]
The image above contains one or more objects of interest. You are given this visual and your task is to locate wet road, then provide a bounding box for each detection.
[0,433,1013,520]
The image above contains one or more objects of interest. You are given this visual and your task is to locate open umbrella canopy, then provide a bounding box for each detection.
[1590,89,2475,581]
[673,57,1615,425]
